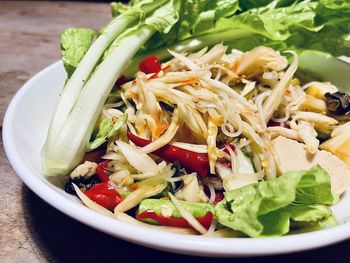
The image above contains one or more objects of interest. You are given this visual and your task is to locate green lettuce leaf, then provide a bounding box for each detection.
[215,165,338,237]
[60,28,96,78]
[142,0,240,50]
[88,113,127,150]
[124,0,350,77]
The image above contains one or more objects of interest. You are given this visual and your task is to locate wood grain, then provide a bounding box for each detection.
[0,1,110,126]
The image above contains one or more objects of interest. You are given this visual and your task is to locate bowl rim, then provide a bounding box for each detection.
[3,61,350,257]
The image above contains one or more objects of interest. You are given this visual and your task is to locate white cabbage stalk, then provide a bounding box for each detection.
[236,148,255,174]
[168,192,208,235]
[216,163,259,191]
[116,140,159,174]
[262,51,298,122]
[223,174,259,191]
[175,173,208,203]
[43,26,154,176]
[141,109,179,153]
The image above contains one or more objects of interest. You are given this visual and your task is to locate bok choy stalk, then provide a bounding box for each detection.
[123,0,350,78]
[42,0,181,176]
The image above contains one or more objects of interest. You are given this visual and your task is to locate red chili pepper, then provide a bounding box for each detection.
[214,192,224,204]
[136,211,213,229]
[96,161,110,182]
[139,55,161,74]
[127,132,209,177]
[85,182,123,209]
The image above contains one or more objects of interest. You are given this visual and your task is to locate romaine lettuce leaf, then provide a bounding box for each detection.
[60,28,96,78]
[215,165,338,237]
[124,0,350,77]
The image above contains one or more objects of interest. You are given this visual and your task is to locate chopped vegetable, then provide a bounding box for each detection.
[85,182,123,210]
[215,166,337,237]
[60,28,96,78]
[137,198,215,229]
[127,132,209,177]
[88,113,128,151]
[139,55,162,74]
[96,161,110,182]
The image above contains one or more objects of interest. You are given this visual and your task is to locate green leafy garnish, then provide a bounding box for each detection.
[215,166,338,237]
[60,28,96,78]
[88,113,128,150]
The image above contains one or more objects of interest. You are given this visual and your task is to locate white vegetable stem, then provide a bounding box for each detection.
[49,18,135,142]
[43,26,154,176]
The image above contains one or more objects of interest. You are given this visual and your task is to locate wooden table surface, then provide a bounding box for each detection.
[1,1,350,263]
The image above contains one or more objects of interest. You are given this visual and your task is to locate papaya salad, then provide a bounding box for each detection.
[42,1,350,237]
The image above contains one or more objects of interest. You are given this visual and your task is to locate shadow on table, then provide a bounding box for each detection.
[21,185,350,263]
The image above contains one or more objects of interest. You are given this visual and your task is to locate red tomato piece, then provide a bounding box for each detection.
[139,55,161,74]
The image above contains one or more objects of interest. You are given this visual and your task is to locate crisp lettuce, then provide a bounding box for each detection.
[215,166,338,237]
[88,113,128,151]
[124,0,350,77]
[60,28,95,78]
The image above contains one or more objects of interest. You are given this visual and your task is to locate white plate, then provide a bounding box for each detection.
[3,61,350,257]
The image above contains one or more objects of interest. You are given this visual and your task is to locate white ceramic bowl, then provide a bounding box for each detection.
[3,61,350,257]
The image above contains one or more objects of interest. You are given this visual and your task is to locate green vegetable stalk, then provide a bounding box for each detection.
[138,198,215,220]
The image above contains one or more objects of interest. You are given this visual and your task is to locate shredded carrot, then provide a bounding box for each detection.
[130,184,139,191]
[151,113,169,138]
